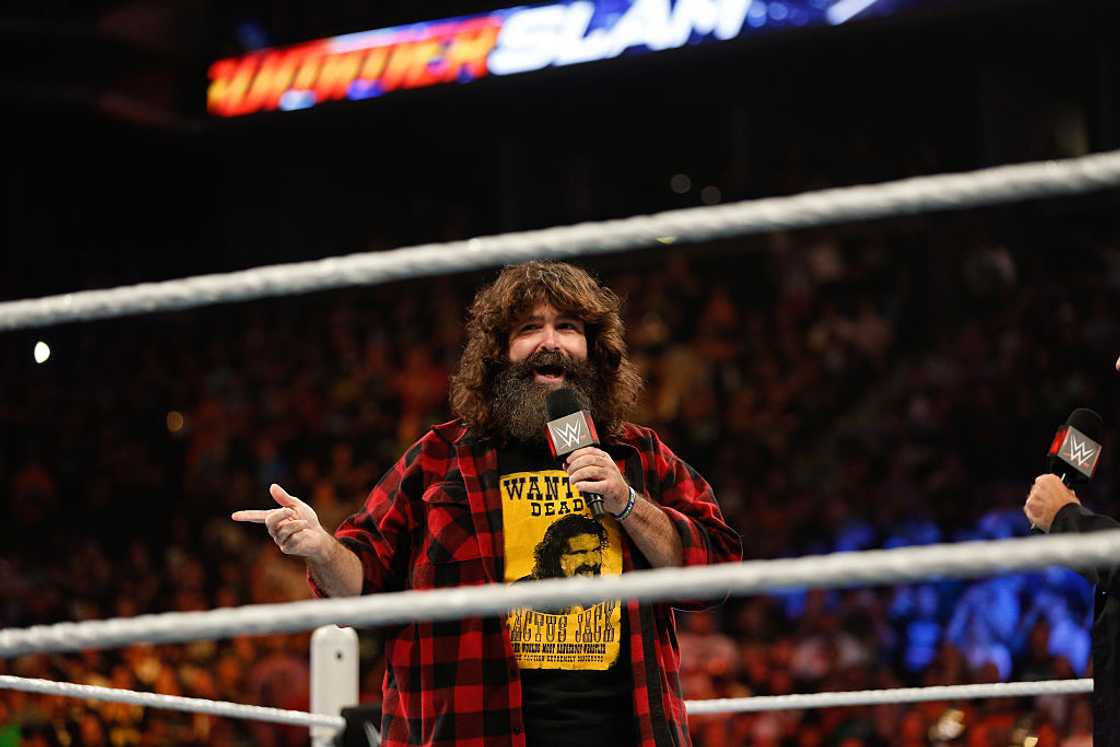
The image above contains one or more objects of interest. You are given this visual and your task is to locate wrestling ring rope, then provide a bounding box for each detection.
[4,150,1118,742]
[4,532,1120,656]
[0,149,1118,331]
[0,674,1095,718]
[2,532,1116,740]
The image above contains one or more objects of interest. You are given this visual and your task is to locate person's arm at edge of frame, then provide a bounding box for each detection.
[1026,473,1120,589]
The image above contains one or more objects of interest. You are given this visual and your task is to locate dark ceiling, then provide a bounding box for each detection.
[4,0,1117,306]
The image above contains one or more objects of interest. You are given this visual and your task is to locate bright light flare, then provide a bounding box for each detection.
[826,0,880,25]
[34,341,50,364]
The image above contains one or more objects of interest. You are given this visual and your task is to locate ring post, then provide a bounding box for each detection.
[311,625,359,747]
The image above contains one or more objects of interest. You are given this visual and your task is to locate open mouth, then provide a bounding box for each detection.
[533,364,566,384]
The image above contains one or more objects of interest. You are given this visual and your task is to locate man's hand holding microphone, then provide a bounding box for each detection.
[1024,474,1081,533]
[1024,408,1103,532]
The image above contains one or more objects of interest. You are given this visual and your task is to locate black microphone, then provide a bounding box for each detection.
[1031,408,1104,534]
[544,388,607,520]
[1046,408,1104,486]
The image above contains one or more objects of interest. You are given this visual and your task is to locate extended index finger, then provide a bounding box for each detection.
[231,509,270,523]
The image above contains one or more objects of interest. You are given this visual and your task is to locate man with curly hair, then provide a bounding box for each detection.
[234,260,742,747]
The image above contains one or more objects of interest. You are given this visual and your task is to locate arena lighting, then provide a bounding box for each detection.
[33,341,50,364]
[827,0,882,24]
[208,0,929,117]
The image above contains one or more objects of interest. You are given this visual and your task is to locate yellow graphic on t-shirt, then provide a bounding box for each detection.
[501,469,622,670]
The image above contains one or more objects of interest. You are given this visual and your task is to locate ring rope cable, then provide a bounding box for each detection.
[0,674,1091,719]
[686,678,1094,715]
[0,674,345,729]
[2,531,1118,657]
[1,149,1119,331]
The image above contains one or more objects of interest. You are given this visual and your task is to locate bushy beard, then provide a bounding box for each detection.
[490,350,602,446]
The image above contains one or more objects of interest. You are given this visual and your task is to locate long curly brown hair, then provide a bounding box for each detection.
[449,261,643,439]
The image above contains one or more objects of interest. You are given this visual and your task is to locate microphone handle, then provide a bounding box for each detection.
[585,492,607,520]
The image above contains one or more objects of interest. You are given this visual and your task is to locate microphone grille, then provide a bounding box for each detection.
[546,388,584,420]
[1067,408,1104,442]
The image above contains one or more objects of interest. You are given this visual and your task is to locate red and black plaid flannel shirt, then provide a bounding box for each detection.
[310,419,742,747]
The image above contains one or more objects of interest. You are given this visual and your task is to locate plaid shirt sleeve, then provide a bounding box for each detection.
[646,427,741,567]
[638,426,742,609]
[308,440,426,598]
[308,427,527,746]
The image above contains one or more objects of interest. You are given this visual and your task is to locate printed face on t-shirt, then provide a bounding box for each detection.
[559,534,603,577]
[501,464,624,671]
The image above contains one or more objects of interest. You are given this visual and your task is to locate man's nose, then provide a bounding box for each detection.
[538,325,561,351]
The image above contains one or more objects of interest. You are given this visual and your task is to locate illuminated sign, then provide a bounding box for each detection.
[208,0,910,117]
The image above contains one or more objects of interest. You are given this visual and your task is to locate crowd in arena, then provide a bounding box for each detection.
[2,201,1118,745]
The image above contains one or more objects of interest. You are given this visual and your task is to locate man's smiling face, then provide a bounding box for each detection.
[507,302,588,386]
[490,301,599,444]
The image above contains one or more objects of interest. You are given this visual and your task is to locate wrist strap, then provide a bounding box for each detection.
[614,486,637,522]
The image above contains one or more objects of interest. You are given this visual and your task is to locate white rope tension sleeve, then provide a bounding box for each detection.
[2,149,1119,332]
[0,675,346,730]
[685,678,1093,715]
[2,531,1119,657]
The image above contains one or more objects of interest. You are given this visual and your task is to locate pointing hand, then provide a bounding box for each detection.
[232,484,332,562]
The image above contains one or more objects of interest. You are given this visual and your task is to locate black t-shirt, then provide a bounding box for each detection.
[499,440,637,746]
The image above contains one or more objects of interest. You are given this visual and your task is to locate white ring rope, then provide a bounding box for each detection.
[0,673,1089,722]
[2,531,1118,657]
[2,149,1119,331]
[0,674,346,730]
[685,679,1094,715]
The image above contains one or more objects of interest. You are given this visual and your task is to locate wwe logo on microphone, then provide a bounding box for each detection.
[545,411,598,458]
[549,414,589,452]
[1057,426,1102,478]
[555,421,586,451]
[1067,435,1097,467]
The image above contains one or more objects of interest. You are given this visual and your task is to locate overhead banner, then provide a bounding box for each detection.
[208,0,916,117]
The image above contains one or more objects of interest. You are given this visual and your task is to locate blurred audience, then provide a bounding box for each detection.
[2,205,1118,745]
